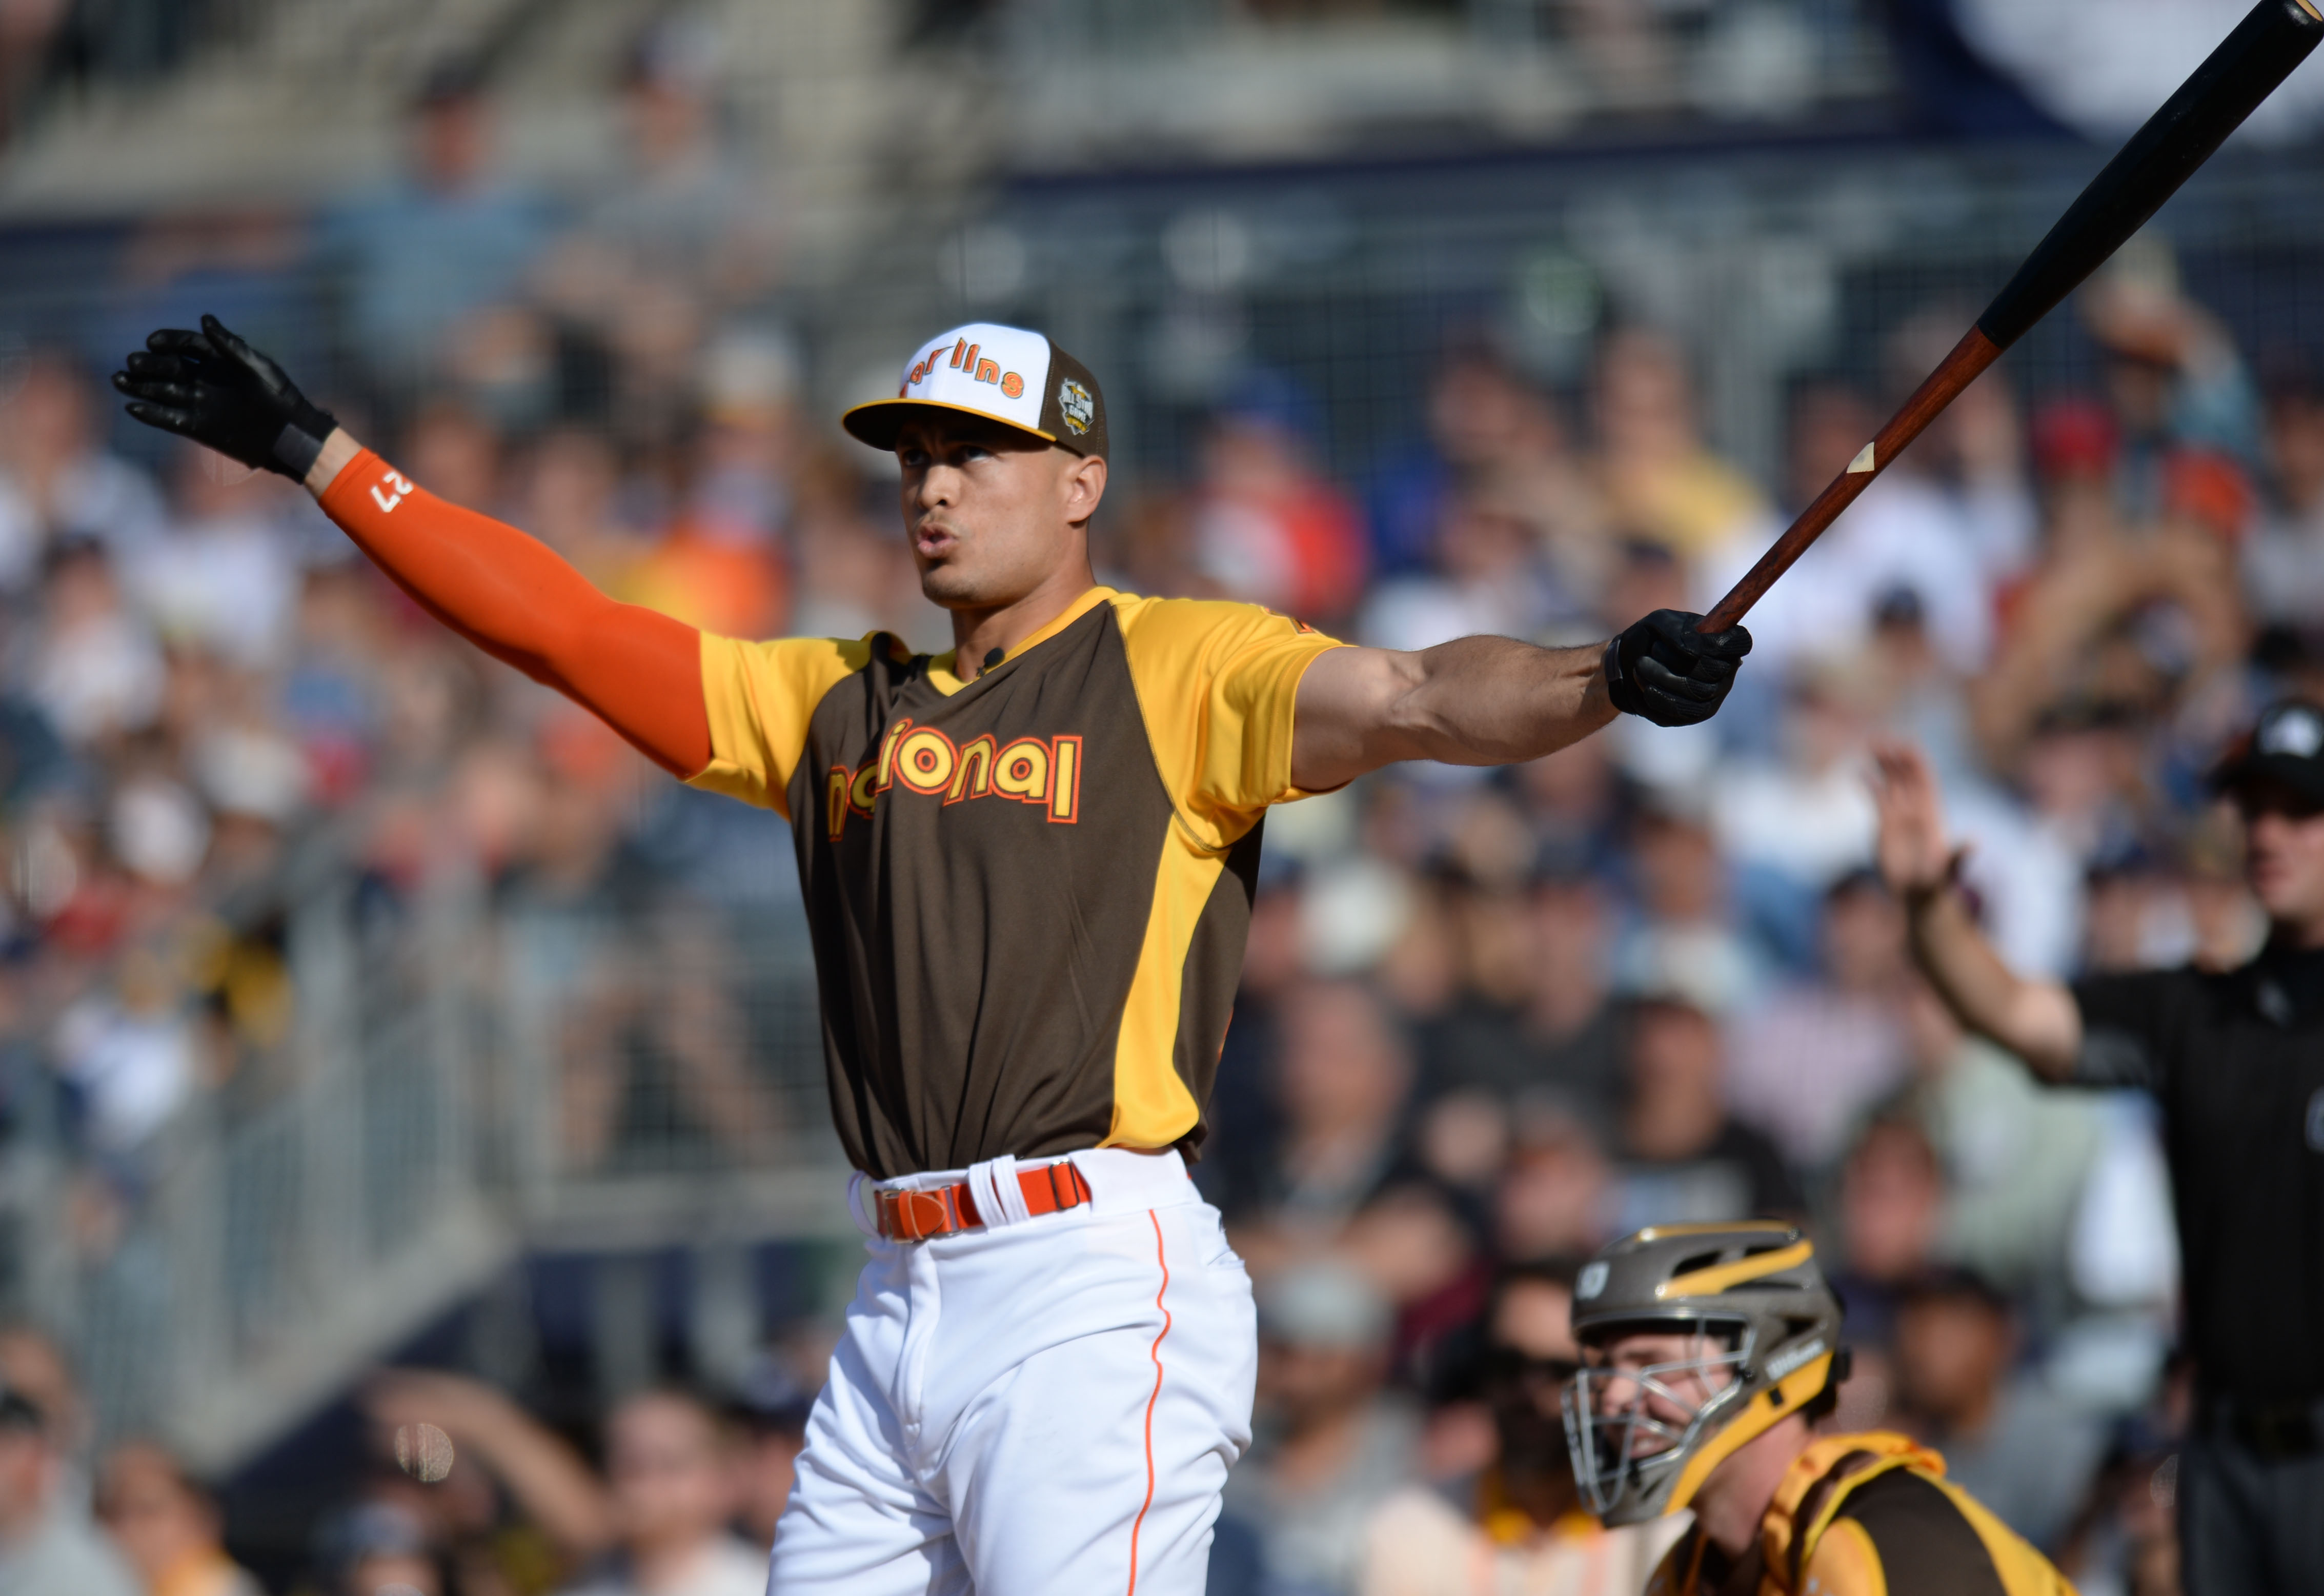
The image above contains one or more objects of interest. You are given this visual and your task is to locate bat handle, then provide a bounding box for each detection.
[1697,327,2005,635]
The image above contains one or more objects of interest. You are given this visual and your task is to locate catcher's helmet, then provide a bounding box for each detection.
[1561,1221,1845,1525]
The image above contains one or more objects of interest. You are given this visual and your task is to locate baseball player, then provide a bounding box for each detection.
[1563,1223,2074,1596]
[112,316,1752,1594]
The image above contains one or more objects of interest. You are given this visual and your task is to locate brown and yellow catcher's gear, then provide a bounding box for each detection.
[1644,1432,2077,1596]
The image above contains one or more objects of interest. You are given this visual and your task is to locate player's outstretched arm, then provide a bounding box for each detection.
[1870,738,2082,1080]
[1288,608,1747,791]
[114,317,711,779]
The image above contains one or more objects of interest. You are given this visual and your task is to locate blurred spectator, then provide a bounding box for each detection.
[1514,733,1619,865]
[1229,981,1413,1275]
[1860,583,1986,786]
[135,449,302,671]
[1822,1112,1946,1426]
[596,22,779,307]
[0,0,66,142]
[560,1390,759,1596]
[1223,1262,1416,1596]
[1613,798,1768,1008]
[1191,371,1369,625]
[1403,805,1543,1104]
[554,900,773,1174]
[399,401,506,515]
[1738,369,2007,680]
[1591,328,1768,572]
[1972,470,2245,816]
[1339,1178,1487,1379]
[2055,1371,2188,1596]
[363,1369,612,1566]
[23,539,165,746]
[0,350,167,585]
[0,1350,138,1596]
[52,945,199,1163]
[0,1322,90,1454]
[513,428,645,591]
[1358,492,1572,654]
[721,1355,812,1549]
[93,1441,258,1596]
[1192,872,1302,1222]
[1519,863,1623,1127]
[2249,356,2324,624]
[1712,659,1881,929]
[1365,346,1605,590]
[783,449,942,650]
[1890,1268,2106,1553]
[1607,983,1802,1235]
[1726,871,1912,1171]
[622,331,796,640]
[1896,981,2102,1321]
[2080,243,2264,511]
[532,20,779,450]
[1358,1261,1686,1596]
[317,64,552,400]
[319,1499,447,1596]
[1,1319,92,1468]
[1492,1106,1612,1264]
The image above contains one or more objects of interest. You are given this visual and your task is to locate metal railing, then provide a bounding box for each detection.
[1,824,849,1470]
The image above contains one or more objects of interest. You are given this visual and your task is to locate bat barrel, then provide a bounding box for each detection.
[1976,0,2323,351]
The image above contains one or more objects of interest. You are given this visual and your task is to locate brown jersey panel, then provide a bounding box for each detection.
[1169,820,1265,1158]
[783,604,1182,1177]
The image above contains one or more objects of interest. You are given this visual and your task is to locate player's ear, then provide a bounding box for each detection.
[1062,450,1106,527]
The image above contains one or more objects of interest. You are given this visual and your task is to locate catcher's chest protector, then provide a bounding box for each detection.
[1646,1432,2078,1596]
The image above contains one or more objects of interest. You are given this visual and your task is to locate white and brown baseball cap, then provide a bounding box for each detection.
[842,322,1108,458]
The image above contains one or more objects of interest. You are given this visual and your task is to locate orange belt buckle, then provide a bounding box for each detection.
[877,1185,964,1242]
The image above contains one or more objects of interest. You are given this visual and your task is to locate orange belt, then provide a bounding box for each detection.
[873,1159,1095,1242]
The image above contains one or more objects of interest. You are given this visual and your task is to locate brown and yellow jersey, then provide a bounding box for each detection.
[689,586,1344,1178]
[1644,1433,2076,1596]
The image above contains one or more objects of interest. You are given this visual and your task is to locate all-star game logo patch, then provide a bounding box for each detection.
[1058,378,1095,436]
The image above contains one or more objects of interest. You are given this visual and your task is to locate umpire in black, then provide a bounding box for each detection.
[1872,702,2324,1595]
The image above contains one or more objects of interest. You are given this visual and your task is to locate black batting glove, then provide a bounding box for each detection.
[1603,609,1752,728]
[112,314,336,481]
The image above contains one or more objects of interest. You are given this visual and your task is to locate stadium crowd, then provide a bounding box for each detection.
[0,34,2314,1596]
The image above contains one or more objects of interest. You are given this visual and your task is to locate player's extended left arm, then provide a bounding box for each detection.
[113,317,712,779]
[1289,609,1750,791]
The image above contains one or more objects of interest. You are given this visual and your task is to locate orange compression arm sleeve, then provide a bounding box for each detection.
[317,449,712,779]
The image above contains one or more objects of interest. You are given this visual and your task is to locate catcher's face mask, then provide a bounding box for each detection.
[1563,1321,1753,1522]
[1559,1224,1845,1525]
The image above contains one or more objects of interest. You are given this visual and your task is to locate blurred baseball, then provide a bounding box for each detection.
[394,1421,454,1483]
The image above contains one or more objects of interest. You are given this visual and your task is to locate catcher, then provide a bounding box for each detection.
[1563,1223,2075,1595]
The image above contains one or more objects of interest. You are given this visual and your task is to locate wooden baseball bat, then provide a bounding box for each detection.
[1701,0,2324,634]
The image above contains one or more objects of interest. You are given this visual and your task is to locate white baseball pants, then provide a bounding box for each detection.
[766,1147,1258,1595]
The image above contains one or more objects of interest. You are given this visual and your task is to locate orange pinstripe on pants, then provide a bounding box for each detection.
[1126,1210,1175,1594]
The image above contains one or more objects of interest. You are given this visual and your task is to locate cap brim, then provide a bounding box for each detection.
[2213,751,2324,803]
[840,398,1061,452]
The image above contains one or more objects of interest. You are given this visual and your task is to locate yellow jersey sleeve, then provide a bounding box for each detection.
[1112,594,1348,851]
[688,632,873,820]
